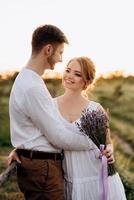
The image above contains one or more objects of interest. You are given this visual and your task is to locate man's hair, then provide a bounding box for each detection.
[31,24,69,54]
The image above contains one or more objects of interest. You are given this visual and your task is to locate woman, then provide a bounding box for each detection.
[53,56,126,199]
[8,57,126,199]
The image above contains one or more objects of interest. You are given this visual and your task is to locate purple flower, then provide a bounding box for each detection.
[76,108,116,176]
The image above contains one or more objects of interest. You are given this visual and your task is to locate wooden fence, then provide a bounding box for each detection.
[0,161,17,187]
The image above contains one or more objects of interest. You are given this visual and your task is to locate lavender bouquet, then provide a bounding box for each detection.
[76,108,116,176]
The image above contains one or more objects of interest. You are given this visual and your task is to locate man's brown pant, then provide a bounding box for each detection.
[17,156,64,200]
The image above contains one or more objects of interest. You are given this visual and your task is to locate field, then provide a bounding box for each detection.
[0,73,134,199]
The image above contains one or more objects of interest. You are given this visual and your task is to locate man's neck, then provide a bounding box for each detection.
[25,57,45,76]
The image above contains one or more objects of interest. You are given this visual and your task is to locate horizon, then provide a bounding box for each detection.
[0,69,133,81]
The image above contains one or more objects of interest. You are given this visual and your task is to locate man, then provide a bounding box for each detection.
[8,24,114,200]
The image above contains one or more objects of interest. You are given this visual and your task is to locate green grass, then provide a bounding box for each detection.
[113,139,134,199]
[111,116,134,149]
[0,74,134,199]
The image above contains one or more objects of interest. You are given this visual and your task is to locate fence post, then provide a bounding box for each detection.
[0,161,17,186]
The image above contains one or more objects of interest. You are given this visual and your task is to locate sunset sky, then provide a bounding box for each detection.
[0,0,134,76]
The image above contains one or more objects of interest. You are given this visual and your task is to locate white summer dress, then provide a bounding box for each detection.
[54,99,126,200]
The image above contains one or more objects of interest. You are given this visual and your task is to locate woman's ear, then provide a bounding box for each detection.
[85,80,90,89]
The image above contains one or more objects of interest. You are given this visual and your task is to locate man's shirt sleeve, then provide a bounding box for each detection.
[24,86,96,151]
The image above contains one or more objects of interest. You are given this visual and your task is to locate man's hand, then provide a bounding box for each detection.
[7,149,21,166]
[102,144,115,164]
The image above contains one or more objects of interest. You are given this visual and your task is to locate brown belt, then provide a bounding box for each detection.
[16,149,63,160]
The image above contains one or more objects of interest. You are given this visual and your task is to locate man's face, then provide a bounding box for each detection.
[47,43,64,70]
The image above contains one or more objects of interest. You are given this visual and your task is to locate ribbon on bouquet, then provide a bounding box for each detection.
[95,144,108,200]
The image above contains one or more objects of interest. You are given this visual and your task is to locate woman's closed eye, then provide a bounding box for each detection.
[75,73,81,77]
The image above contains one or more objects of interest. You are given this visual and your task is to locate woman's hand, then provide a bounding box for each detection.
[102,144,115,164]
[7,148,21,166]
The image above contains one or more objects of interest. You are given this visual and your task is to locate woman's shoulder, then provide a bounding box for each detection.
[87,100,103,110]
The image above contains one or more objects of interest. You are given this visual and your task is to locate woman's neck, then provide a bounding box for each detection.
[62,90,83,101]
[59,90,88,106]
[57,90,89,123]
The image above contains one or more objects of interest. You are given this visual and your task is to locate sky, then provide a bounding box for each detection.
[0,0,134,76]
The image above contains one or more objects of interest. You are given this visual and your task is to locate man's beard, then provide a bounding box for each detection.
[47,55,55,70]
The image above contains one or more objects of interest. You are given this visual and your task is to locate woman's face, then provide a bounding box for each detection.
[62,60,85,92]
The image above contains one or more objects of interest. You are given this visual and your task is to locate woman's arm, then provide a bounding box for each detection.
[97,104,115,163]
[103,128,115,163]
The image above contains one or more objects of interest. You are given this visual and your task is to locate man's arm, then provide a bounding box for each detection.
[7,149,21,165]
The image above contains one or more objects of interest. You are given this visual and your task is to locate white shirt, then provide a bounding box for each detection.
[9,68,95,152]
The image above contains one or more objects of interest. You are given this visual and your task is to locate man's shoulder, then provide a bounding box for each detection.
[14,68,43,89]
